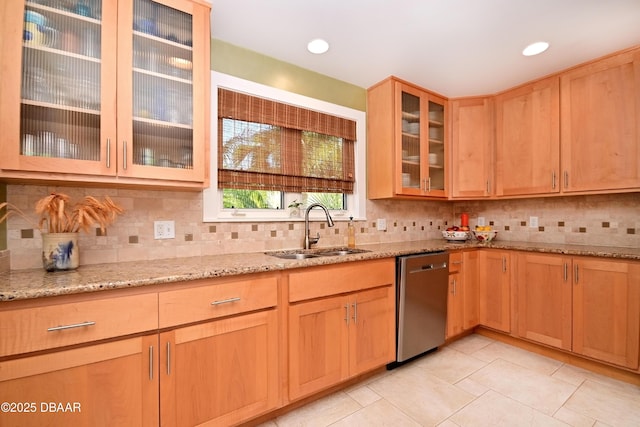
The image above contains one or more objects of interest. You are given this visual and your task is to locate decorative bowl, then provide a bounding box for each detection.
[472,230,498,242]
[25,11,46,26]
[442,230,470,242]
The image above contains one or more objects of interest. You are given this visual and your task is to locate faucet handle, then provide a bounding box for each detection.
[309,232,320,245]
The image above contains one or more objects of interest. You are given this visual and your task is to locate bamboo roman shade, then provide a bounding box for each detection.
[217,88,356,193]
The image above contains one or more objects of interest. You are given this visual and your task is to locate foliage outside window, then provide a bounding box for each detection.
[218,89,355,210]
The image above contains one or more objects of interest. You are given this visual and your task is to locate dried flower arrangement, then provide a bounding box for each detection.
[0,192,124,234]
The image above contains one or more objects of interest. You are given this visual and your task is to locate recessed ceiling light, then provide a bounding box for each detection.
[307,38,329,54]
[522,41,550,56]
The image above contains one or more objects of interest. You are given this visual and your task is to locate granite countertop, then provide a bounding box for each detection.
[1,240,639,302]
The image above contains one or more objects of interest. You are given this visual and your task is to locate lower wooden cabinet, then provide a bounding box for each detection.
[462,250,480,330]
[516,253,640,370]
[288,285,395,401]
[478,250,511,333]
[0,334,159,427]
[2,251,638,427]
[516,253,573,350]
[288,294,349,399]
[447,252,465,338]
[159,309,279,427]
[572,257,640,369]
[447,250,480,339]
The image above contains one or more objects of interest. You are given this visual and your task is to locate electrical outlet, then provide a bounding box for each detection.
[377,218,387,231]
[477,217,486,226]
[529,216,539,228]
[154,220,175,239]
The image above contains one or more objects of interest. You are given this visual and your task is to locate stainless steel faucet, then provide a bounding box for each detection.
[304,203,335,249]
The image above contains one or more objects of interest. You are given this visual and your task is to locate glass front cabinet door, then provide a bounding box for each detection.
[0,0,209,185]
[396,82,447,197]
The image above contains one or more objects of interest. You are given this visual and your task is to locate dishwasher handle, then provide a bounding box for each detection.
[409,262,447,274]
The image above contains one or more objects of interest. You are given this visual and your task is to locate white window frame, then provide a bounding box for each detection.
[203,72,367,223]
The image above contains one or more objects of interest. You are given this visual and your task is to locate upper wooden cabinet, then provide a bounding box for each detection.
[450,97,494,198]
[560,48,640,193]
[367,77,449,199]
[495,77,560,196]
[0,0,210,188]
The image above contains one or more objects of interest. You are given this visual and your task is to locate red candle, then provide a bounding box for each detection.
[461,212,469,227]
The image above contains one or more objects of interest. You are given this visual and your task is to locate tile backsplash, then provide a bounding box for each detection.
[4,184,639,270]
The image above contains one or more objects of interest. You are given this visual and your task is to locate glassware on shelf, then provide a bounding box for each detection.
[130,0,196,171]
[82,27,99,58]
[23,66,52,102]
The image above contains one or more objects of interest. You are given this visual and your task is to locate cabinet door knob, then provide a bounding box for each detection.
[344,304,350,326]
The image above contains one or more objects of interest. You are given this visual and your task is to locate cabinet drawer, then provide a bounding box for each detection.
[449,251,463,273]
[0,293,158,357]
[289,258,395,303]
[159,276,278,328]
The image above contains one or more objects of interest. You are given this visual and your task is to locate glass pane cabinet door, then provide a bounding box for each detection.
[428,101,445,192]
[130,0,194,172]
[401,91,422,190]
[19,0,107,170]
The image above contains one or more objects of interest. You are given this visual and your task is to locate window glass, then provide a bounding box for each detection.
[203,72,367,222]
[221,119,282,173]
[222,189,282,209]
[303,193,345,210]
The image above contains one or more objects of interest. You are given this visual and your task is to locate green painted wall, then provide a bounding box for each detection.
[211,39,367,112]
[0,184,6,251]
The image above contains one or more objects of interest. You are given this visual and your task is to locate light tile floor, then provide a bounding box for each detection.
[259,334,640,427]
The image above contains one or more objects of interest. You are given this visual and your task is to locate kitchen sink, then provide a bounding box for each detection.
[271,253,321,260]
[267,247,370,259]
[315,248,371,256]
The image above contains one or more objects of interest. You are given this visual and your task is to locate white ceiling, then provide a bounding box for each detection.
[210,0,640,98]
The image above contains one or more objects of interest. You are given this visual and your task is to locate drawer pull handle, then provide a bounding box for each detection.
[344,304,350,326]
[106,138,111,169]
[123,141,128,170]
[149,345,154,381]
[352,302,357,323]
[211,297,241,306]
[47,321,96,332]
[166,342,171,376]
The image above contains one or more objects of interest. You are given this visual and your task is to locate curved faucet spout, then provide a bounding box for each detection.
[304,203,335,249]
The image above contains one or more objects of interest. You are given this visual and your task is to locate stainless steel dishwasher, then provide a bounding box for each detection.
[394,251,449,363]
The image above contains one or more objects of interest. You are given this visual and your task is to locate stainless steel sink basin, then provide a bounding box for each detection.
[271,253,321,260]
[266,248,370,259]
[315,248,370,256]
